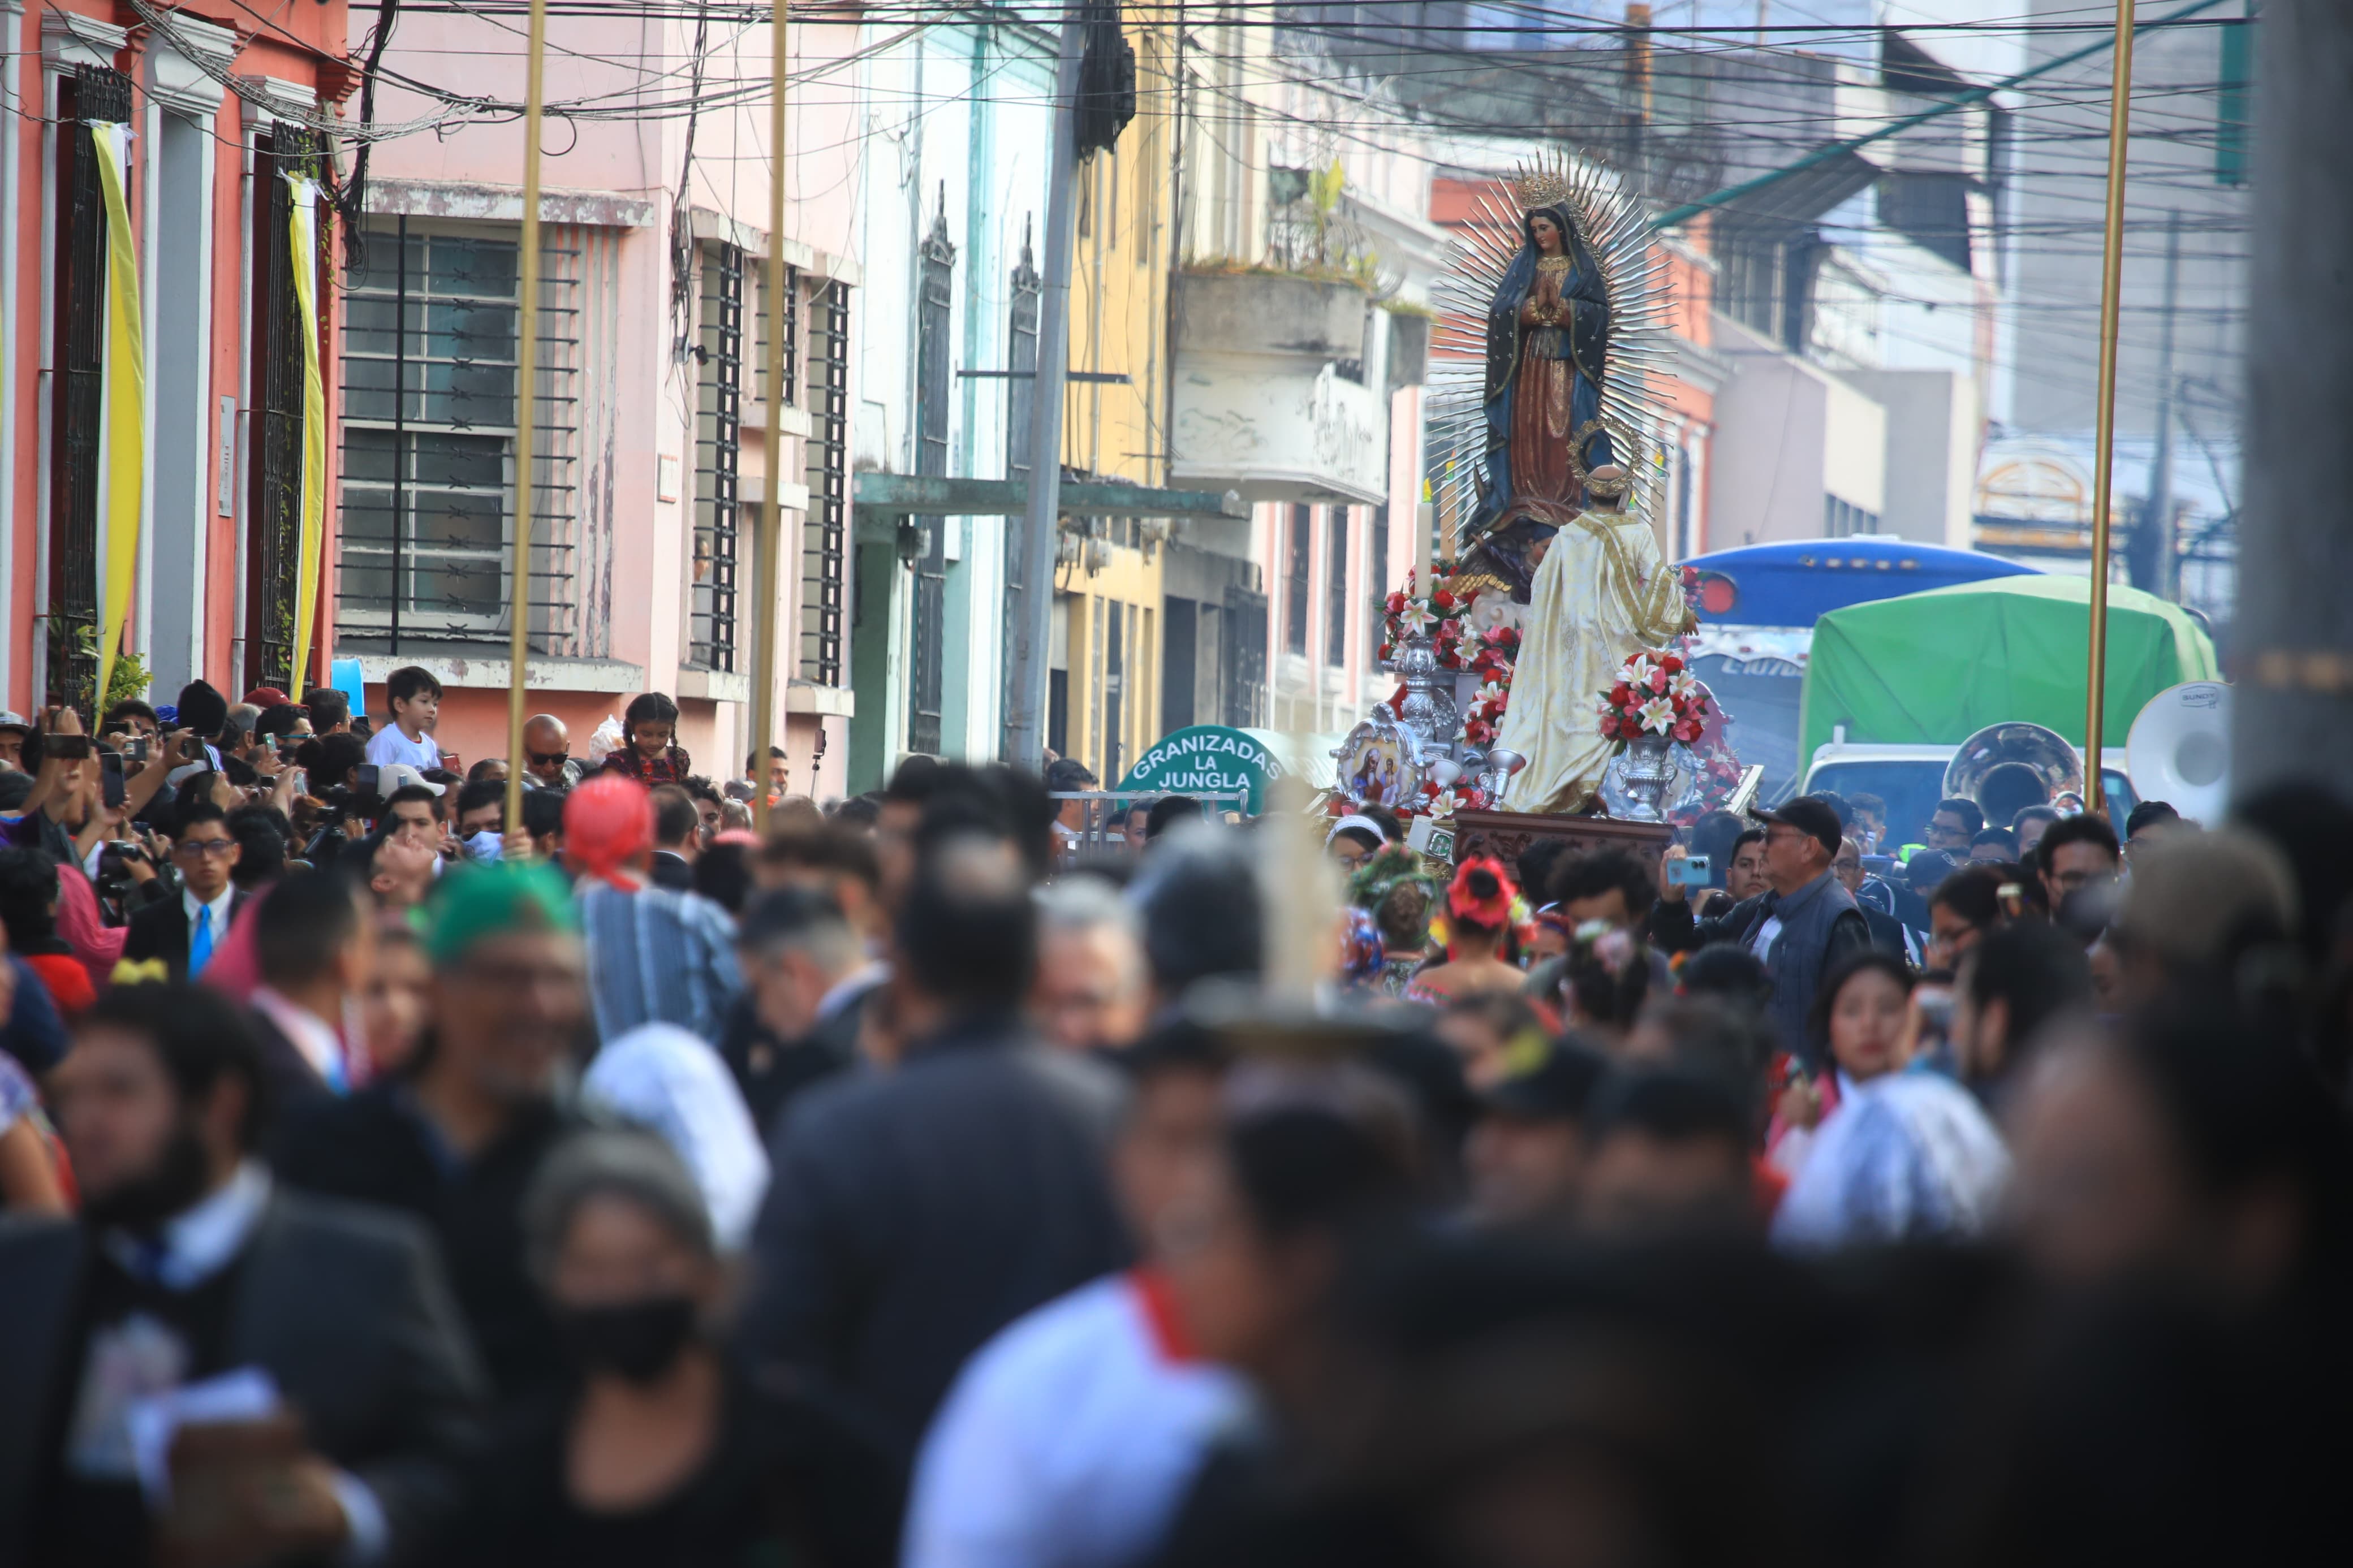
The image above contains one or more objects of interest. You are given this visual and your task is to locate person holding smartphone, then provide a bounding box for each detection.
[9,716,92,868]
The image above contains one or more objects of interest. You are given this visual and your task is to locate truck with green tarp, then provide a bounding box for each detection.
[1795,576,2222,837]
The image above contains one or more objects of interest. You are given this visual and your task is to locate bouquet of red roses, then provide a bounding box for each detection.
[1596,649,1710,748]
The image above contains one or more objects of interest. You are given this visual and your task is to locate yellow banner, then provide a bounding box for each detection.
[90,124,144,711]
[287,175,329,693]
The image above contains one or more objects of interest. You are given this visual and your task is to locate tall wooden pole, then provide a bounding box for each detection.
[2083,0,2136,815]
[505,0,550,837]
[752,0,789,832]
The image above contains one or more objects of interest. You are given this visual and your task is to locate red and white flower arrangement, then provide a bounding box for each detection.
[1596,650,1710,749]
[1364,571,1530,820]
[1378,571,1481,672]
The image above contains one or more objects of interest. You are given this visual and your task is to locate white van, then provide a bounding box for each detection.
[1802,742,2137,848]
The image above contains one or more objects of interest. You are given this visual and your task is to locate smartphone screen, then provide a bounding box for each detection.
[100,751,126,807]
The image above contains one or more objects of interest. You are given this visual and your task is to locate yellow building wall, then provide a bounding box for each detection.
[1057,25,1176,783]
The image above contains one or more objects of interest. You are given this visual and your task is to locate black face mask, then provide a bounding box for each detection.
[553,1297,699,1383]
[83,1120,214,1234]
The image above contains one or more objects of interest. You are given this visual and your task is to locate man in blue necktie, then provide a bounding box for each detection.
[124,802,245,982]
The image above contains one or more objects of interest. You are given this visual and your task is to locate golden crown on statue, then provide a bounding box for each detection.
[1510,166,1573,210]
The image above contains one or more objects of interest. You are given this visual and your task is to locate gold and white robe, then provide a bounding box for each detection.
[1495,509,1694,815]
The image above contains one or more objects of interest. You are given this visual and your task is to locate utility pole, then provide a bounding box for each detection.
[2130,209,2180,598]
[1007,12,1085,771]
[2236,0,2353,797]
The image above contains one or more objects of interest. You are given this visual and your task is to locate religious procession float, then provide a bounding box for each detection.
[1329,152,1754,867]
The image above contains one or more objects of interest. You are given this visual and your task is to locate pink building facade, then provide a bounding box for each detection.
[334,6,866,795]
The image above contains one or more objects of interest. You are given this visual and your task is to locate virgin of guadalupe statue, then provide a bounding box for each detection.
[1453,198,1613,606]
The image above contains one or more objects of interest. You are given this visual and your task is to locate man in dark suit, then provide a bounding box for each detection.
[738,835,1128,1450]
[647,784,700,892]
[122,800,246,981]
[718,885,874,1133]
[247,866,373,1109]
[3,983,481,1566]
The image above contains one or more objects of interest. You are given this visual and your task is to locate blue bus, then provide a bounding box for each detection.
[1680,539,2040,799]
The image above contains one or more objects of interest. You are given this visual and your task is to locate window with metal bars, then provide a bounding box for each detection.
[753,255,796,412]
[1222,584,1268,728]
[798,279,849,685]
[689,242,743,671]
[1326,506,1350,667]
[1284,505,1311,657]
[1102,599,1126,783]
[336,218,583,653]
[907,201,955,756]
[999,225,1040,751]
[46,64,131,712]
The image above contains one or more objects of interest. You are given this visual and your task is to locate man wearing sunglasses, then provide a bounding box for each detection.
[122,801,247,980]
[520,714,583,793]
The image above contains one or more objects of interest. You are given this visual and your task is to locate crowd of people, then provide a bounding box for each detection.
[1,672,2349,1568]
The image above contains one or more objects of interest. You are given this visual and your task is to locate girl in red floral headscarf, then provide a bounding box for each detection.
[1403,857,1528,1005]
[600,692,693,788]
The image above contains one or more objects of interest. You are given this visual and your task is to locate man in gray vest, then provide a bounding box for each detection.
[1653,796,1871,1056]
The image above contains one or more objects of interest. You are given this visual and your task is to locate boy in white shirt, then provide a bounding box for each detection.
[364,665,443,770]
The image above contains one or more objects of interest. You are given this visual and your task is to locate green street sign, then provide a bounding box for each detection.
[1117,725,1284,815]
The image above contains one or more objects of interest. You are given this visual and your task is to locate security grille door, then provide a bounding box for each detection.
[48,64,131,710]
[690,243,744,672]
[799,280,849,684]
[247,124,322,692]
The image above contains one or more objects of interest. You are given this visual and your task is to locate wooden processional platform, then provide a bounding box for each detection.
[1445,809,1675,870]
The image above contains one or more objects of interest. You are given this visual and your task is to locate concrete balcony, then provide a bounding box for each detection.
[1169,271,1390,508]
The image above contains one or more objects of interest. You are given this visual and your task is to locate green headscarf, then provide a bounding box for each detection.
[1347,843,1437,913]
[421,859,580,970]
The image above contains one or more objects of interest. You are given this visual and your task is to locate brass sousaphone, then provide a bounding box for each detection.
[1943,722,2084,822]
